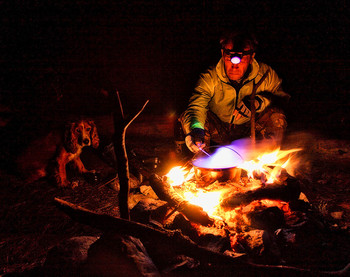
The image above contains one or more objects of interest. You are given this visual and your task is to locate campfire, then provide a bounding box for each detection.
[165,141,302,215]
[152,140,304,255]
[53,137,350,276]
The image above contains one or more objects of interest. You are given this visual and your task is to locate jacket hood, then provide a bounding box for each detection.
[216,58,260,83]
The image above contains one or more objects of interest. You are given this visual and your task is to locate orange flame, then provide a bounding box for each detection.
[238,148,302,183]
[165,166,194,187]
[164,145,302,222]
[183,189,224,217]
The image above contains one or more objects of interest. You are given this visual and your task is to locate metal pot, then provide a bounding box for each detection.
[192,146,243,185]
[193,166,241,184]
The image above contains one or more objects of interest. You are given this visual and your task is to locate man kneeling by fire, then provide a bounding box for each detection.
[178,29,290,154]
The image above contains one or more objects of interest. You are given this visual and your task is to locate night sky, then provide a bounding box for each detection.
[0,0,348,135]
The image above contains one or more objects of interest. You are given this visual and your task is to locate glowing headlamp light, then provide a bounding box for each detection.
[230,54,243,64]
[223,48,254,64]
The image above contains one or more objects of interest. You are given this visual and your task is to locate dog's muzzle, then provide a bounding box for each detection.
[83,138,91,145]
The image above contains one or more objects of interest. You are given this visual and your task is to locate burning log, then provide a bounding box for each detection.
[54,198,349,276]
[148,173,214,226]
[220,176,301,210]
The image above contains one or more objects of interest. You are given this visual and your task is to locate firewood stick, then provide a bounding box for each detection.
[54,198,348,276]
[149,174,214,226]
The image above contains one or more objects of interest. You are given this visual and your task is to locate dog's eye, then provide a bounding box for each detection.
[76,128,81,133]
[86,127,91,132]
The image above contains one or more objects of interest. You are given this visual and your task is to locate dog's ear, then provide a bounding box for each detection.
[89,121,100,149]
[64,122,78,153]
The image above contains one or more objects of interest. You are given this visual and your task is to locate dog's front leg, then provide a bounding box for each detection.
[73,157,96,174]
[73,157,98,184]
[54,150,70,188]
[54,160,70,187]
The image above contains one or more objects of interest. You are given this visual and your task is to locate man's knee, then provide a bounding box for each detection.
[270,112,287,130]
[259,109,287,143]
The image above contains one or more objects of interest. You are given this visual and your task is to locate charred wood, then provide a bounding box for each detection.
[221,177,301,210]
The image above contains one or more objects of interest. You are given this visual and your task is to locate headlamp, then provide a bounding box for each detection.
[223,48,254,64]
[230,53,243,64]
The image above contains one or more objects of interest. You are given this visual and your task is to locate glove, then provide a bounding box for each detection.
[185,128,205,153]
[233,96,262,121]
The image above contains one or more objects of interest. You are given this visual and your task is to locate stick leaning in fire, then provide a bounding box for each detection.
[149,174,214,226]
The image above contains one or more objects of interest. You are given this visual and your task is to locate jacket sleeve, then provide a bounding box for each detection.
[182,73,214,135]
[255,65,291,112]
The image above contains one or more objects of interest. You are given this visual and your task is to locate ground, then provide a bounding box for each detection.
[0,118,349,275]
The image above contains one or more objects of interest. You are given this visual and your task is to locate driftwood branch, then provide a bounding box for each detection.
[54,198,348,276]
[112,89,149,220]
[53,197,236,265]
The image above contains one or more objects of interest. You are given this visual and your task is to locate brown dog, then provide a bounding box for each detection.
[16,119,100,187]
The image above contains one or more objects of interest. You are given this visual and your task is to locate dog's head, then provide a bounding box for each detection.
[64,120,100,154]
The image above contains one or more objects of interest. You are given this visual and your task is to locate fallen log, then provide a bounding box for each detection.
[54,197,242,266]
[148,173,214,227]
[220,176,301,210]
[54,198,349,276]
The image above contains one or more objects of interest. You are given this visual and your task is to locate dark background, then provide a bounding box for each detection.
[0,0,349,137]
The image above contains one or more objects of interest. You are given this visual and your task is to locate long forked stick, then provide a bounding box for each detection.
[112,90,149,219]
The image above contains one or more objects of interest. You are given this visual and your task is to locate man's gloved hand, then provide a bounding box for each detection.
[185,128,205,153]
[233,96,261,122]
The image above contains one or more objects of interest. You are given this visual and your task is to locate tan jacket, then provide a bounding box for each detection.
[182,58,290,134]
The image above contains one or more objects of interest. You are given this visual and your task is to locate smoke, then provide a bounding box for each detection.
[227,138,278,161]
[192,133,318,175]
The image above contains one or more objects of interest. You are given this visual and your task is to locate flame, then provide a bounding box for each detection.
[238,148,302,184]
[164,144,302,226]
[165,166,194,186]
[165,166,227,217]
[183,190,224,217]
